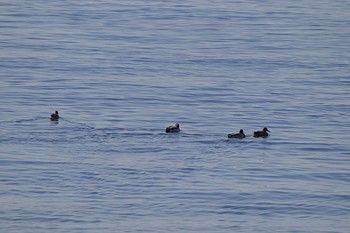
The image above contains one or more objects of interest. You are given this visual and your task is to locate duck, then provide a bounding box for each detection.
[253,127,270,137]
[165,123,180,133]
[228,129,245,139]
[50,110,59,121]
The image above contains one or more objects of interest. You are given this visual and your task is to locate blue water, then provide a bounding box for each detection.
[1,0,350,232]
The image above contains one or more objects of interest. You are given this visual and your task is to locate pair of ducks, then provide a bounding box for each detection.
[50,111,179,131]
[49,112,182,133]
[227,127,270,138]
[166,123,270,138]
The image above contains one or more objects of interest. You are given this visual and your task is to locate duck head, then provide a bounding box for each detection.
[263,127,270,132]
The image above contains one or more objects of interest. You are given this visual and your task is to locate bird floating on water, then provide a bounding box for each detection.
[253,127,270,137]
[228,129,245,139]
[165,123,180,133]
[50,110,59,121]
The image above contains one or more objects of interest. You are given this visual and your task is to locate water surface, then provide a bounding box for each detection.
[1,0,350,232]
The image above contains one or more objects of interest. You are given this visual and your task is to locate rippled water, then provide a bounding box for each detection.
[1,0,350,232]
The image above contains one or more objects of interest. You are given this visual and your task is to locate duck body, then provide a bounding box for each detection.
[228,129,245,139]
[166,123,180,133]
[50,111,59,121]
[253,127,270,137]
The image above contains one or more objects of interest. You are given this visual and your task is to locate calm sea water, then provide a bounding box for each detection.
[1,0,350,232]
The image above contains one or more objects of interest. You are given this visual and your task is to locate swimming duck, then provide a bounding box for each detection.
[165,123,180,133]
[50,110,59,121]
[253,127,270,137]
[228,129,245,139]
